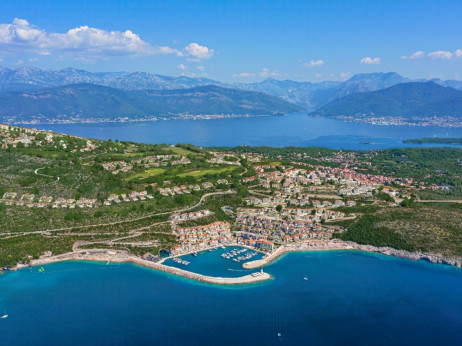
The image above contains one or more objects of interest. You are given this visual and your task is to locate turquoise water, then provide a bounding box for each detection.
[1,251,462,345]
[163,246,263,277]
[37,114,462,150]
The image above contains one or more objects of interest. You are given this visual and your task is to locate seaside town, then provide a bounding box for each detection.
[1,124,461,275]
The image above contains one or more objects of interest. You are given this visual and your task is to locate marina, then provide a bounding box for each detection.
[163,246,264,278]
[172,258,190,266]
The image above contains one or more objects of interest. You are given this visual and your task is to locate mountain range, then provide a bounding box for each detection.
[0,84,301,121]
[2,66,462,110]
[1,66,462,122]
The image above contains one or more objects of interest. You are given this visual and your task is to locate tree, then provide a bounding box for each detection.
[276,204,283,212]
[401,198,415,208]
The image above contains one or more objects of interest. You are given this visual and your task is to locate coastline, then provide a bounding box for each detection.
[243,239,462,269]
[2,240,461,284]
[7,113,274,126]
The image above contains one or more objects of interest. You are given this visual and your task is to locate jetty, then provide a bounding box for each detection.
[16,250,272,285]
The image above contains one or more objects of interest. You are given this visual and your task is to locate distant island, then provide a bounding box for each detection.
[404,138,462,144]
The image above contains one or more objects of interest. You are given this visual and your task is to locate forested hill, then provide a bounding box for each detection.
[0,84,302,121]
[312,82,462,118]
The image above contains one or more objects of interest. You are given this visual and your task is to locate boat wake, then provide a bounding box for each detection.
[227,269,247,272]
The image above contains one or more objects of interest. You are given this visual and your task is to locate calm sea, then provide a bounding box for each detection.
[1,251,462,345]
[34,114,462,150]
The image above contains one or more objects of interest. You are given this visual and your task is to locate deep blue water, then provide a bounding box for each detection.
[35,114,462,150]
[163,246,263,277]
[1,251,462,345]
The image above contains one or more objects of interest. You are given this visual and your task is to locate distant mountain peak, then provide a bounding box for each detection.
[313,81,462,118]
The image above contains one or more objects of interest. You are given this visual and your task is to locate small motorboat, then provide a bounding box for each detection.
[303,276,309,281]
[1,310,8,319]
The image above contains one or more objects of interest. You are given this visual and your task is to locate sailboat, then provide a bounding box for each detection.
[303,276,309,280]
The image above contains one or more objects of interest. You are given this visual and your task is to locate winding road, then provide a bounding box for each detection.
[34,167,60,182]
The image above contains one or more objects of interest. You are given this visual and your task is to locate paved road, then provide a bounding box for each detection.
[34,167,60,182]
[2,190,237,238]
[417,200,462,204]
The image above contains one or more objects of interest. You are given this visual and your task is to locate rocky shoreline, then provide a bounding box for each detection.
[243,240,462,269]
[352,242,462,268]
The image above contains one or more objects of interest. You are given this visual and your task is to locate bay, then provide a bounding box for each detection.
[1,251,462,345]
[36,114,462,150]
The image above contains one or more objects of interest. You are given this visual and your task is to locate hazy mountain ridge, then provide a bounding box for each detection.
[2,66,462,110]
[0,83,302,121]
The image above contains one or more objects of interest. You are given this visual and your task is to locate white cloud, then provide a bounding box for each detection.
[232,72,256,78]
[0,56,3,62]
[304,59,324,67]
[29,57,39,62]
[177,64,187,70]
[0,18,214,62]
[401,51,425,60]
[427,50,452,59]
[259,67,286,78]
[360,56,380,64]
[12,59,23,66]
[340,72,349,78]
[196,65,205,71]
[184,43,214,60]
[315,73,323,78]
[455,49,462,57]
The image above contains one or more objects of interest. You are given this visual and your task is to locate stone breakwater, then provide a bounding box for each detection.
[243,240,462,269]
[6,250,272,285]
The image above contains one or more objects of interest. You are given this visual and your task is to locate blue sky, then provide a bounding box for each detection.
[0,0,461,82]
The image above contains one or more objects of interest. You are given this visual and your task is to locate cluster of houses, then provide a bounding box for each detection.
[422,184,451,192]
[235,207,338,248]
[171,221,233,255]
[2,189,159,208]
[169,209,211,222]
[157,182,213,196]
[206,152,241,165]
[241,162,421,200]
[0,124,97,152]
[103,191,154,206]
[102,154,191,175]
[240,153,263,163]
[1,192,99,208]
[102,161,134,175]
